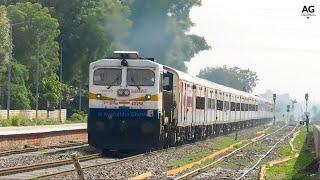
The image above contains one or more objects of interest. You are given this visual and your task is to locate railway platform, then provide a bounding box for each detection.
[0,123,87,151]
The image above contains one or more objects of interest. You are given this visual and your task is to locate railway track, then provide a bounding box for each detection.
[30,144,195,179]
[0,142,87,157]
[174,125,297,180]
[0,153,101,177]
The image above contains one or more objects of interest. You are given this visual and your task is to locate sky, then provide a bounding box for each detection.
[187,0,320,105]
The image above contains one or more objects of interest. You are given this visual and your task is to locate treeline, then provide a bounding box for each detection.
[0,0,210,110]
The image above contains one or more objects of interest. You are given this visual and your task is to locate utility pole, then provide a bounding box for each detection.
[35,35,40,120]
[6,20,34,120]
[273,94,276,125]
[59,40,63,121]
[287,105,290,124]
[6,24,13,120]
[291,99,297,122]
[305,93,309,132]
[79,81,82,112]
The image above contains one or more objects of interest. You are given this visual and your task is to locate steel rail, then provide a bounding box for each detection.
[0,153,101,176]
[33,143,194,179]
[235,125,298,180]
[0,142,87,157]
[33,124,270,179]
[174,125,288,180]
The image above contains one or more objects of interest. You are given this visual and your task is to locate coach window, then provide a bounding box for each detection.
[211,99,216,109]
[231,102,236,111]
[224,102,230,111]
[217,100,223,111]
[93,68,122,86]
[187,96,193,107]
[236,103,240,111]
[245,104,249,111]
[196,96,205,109]
[207,98,212,109]
[127,69,155,86]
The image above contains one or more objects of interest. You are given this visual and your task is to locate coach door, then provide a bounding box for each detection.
[162,71,175,124]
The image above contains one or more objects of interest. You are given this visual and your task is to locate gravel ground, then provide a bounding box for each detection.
[52,124,272,179]
[194,126,296,180]
[0,145,96,169]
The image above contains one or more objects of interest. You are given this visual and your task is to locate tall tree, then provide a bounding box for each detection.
[124,0,210,71]
[198,66,259,93]
[7,2,62,109]
[0,6,9,109]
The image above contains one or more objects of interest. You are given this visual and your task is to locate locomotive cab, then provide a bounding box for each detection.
[88,51,166,151]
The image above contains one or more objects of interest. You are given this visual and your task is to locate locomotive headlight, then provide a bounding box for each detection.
[145,94,152,100]
[96,94,102,99]
[124,89,130,96]
[117,89,124,96]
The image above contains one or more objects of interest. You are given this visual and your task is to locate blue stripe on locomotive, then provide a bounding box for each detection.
[88,108,160,150]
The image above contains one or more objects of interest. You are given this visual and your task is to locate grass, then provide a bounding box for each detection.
[169,136,237,168]
[266,127,316,180]
[0,113,87,127]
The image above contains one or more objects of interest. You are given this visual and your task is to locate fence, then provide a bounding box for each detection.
[0,109,67,121]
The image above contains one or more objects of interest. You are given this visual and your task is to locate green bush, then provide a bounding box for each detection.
[69,113,85,122]
[0,114,87,127]
[0,120,11,127]
[11,116,23,126]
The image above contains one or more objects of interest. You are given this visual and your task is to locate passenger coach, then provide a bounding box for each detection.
[88,51,273,151]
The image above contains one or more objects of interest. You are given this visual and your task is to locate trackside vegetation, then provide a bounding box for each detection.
[169,136,237,168]
[266,127,317,180]
[0,113,86,127]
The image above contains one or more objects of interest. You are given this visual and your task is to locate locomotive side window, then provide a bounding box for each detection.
[93,68,122,86]
[127,69,155,86]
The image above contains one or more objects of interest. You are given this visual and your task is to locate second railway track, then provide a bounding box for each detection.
[175,125,298,180]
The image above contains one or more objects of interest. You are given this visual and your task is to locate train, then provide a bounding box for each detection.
[88,51,274,151]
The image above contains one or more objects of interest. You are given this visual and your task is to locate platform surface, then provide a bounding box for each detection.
[0,123,87,136]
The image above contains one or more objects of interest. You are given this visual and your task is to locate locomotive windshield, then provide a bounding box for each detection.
[93,68,122,86]
[127,69,155,86]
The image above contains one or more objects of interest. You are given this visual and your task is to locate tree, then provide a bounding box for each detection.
[40,74,66,108]
[7,2,61,109]
[124,0,210,71]
[0,6,10,108]
[197,66,259,92]
[34,0,132,84]
[10,60,31,109]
